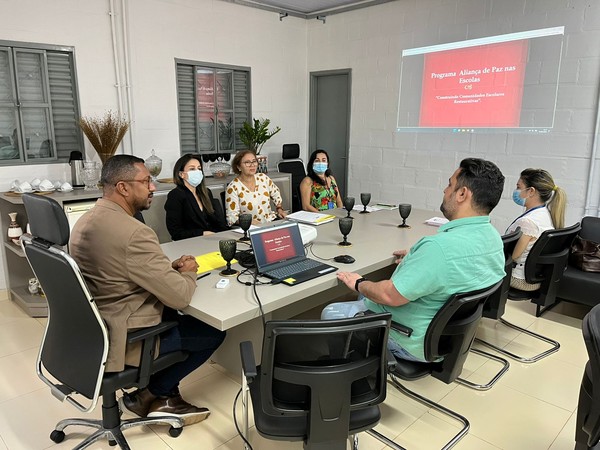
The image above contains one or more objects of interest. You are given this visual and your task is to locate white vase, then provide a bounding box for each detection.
[7,212,23,242]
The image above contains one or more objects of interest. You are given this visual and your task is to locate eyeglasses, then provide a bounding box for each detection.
[120,177,154,188]
[242,160,258,167]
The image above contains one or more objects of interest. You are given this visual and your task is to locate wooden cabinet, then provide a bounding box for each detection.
[0,190,103,317]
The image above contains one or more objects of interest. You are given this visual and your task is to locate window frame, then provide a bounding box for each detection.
[175,58,251,155]
[0,39,84,166]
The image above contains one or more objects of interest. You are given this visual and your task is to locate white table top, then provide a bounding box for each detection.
[161,207,440,330]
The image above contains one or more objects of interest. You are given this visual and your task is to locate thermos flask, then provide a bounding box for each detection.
[69,151,85,188]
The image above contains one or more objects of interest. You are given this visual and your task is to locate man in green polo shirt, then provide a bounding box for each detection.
[323,158,505,362]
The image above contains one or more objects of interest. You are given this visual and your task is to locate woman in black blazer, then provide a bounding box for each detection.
[165,154,229,241]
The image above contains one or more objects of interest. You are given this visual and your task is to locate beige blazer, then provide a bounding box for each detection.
[70,199,196,372]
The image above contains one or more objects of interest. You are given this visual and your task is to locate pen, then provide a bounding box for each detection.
[196,272,211,280]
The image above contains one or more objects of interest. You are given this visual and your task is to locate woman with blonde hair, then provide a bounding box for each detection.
[506,168,567,290]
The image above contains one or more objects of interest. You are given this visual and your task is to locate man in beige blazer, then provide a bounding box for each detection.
[70,155,225,426]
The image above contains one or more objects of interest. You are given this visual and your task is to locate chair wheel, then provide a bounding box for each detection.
[50,430,65,443]
[109,438,117,446]
[169,426,183,438]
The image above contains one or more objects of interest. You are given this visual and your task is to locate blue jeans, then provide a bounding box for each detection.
[321,297,426,363]
[148,308,226,397]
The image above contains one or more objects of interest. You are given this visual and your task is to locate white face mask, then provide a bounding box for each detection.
[185,170,203,187]
[313,162,328,174]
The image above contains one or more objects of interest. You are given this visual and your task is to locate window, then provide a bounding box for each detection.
[176,59,251,154]
[0,41,83,165]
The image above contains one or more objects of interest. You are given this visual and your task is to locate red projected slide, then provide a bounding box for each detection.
[419,40,529,127]
[261,228,296,264]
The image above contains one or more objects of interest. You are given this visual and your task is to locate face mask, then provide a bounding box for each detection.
[313,162,328,174]
[512,189,526,207]
[185,170,204,187]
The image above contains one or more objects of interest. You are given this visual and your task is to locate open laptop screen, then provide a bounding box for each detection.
[250,222,305,270]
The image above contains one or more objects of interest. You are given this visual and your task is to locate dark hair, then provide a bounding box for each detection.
[100,155,145,187]
[455,158,505,214]
[172,153,214,215]
[306,149,332,186]
[231,150,256,175]
[520,168,566,228]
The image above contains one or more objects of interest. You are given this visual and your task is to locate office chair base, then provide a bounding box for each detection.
[389,374,470,450]
[456,348,510,390]
[475,317,560,363]
[52,415,184,449]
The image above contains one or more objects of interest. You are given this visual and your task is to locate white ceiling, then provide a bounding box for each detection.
[221,0,397,19]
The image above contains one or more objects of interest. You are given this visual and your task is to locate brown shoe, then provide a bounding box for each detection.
[146,395,211,426]
[119,388,157,418]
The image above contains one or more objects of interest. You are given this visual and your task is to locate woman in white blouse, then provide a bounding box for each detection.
[225,150,287,226]
[506,168,567,290]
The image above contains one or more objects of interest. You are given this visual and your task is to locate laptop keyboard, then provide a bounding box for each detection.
[265,258,324,279]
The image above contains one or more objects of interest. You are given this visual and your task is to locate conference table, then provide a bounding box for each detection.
[161,207,440,373]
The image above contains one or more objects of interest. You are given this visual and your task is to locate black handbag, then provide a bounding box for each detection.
[570,235,600,273]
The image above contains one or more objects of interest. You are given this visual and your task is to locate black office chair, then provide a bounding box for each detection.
[576,304,600,450]
[556,217,600,308]
[21,193,187,449]
[475,228,562,363]
[507,223,581,316]
[387,281,502,449]
[277,143,306,212]
[240,313,393,450]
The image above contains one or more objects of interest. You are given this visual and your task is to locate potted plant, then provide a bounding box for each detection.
[238,118,280,173]
[238,118,281,154]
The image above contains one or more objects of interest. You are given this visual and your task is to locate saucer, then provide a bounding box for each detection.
[35,188,55,193]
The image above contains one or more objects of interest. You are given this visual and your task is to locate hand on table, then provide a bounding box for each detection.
[393,249,408,264]
[337,271,362,291]
[173,255,199,273]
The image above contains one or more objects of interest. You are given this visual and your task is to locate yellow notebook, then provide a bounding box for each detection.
[195,252,237,274]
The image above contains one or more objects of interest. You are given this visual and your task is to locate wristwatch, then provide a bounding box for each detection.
[354,277,366,292]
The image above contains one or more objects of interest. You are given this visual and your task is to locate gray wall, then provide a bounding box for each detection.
[307,0,600,230]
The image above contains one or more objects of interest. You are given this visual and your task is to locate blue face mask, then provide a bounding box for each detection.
[185,170,204,187]
[512,189,526,207]
[313,162,328,174]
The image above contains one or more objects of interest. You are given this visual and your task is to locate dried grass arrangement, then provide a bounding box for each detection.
[79,111,130,164]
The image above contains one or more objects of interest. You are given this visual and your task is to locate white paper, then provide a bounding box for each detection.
[425,217,449,227]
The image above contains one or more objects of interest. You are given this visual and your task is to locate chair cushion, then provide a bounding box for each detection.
[557,266,600,307]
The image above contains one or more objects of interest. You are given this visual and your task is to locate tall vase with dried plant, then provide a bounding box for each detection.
[79,111,130,164]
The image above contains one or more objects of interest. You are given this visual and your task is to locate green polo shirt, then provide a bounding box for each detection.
[365,215,505,361]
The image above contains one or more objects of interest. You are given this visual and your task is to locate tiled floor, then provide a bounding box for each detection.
[0,296,590,450]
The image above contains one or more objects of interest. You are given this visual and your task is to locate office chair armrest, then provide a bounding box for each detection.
[127,321,179,387]
[390,321,413,337]
[240,341,257,382]
[126,321,178,344]
[386,348,397,373]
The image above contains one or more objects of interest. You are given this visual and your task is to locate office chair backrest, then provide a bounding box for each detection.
[282,143,300,159]
[582,304,600,447]
[22,194,108,410]
[578,216,600,241]
[483,228,522,319]
[426,281,502,383]
[523,222,581,284]
[259,313,391,444]
[278,144,306,212]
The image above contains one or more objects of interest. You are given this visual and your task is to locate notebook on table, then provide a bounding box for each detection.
[249,221,337,286]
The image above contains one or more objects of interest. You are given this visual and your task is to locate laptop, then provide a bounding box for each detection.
[249,221,337,286]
